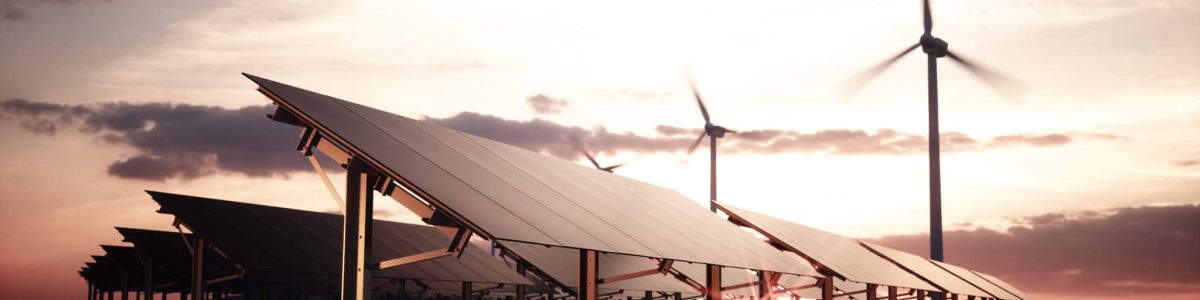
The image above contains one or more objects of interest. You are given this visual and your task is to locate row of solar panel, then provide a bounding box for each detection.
[236,74,1029,300]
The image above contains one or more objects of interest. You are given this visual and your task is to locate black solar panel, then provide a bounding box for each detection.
[148,190,530,285]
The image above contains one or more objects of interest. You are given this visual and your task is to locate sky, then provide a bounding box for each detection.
[0,0,1197,299]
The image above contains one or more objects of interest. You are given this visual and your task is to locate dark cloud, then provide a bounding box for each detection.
[866,204,1200,295]
[1,3,29,21]
[526,94,568,114]
[1172,159,1198,168]
[1,98,313,181]
[424,112,1110,160]
[2,98,1113,180]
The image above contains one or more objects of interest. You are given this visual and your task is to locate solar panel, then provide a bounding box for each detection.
[245,74,820,278]
[971,271,1030,300]
[930,260,1020,299]
[860,242,990,298]
[148,191,531,286]
[717,203,939,292]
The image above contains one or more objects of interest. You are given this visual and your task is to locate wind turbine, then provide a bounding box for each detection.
[841,0,1026,264]
[683,77,737,213]
[569,135,625,173]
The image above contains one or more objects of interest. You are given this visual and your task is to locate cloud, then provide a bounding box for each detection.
[2,99,1115,180]
[526,94,568,114]
[1,3,29,21]
[424,111,1110,159]
[1,98,313,181]
[1171,159,1198,168]
[865,204,1200,295]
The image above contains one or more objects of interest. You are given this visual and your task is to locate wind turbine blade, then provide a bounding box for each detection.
[685,132,707,157]
[838,43,920,101]
[687,76,712,123]
[946,51,1030,102]
[923,0,933,34]
[569,134,603,169]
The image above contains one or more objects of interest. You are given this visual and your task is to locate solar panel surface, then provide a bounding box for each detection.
[860,242,990,298]
[245,74,819,277]
[718,203,939,292]
[972,271,1031,300]
[931,260,1019,299]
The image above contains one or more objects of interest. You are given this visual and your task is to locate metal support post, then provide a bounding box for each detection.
[191,238,206,300]
[342,159,375,300]
[674,292,682,300]
[866,284,878,300]
[888,286,897,300]
[462,282,472,300]
[144,259,154,300]
[755,271,771,300]
[916,290,925,300]
[704,265,720,300]
[579,249,598,300]
[645,291,653,300]
[820,277,833,300]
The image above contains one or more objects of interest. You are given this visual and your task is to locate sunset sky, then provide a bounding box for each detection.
[0,0,1197,299]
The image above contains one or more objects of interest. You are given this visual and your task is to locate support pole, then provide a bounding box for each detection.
[819,277,833,300]
[88,282,94,300]
[704,265,720,300]
[462,282,472,300]
[926,48,946,300]
[756,271,771,300]
[342,159,375,300]
[888,286,897,300]
[579,250,598,300]
[709,136,717,212]
[645,291,653,300]
[143,259,154,300]
[673,292,682,300]
[916,290,925,300]
[190,238,206,300]
[866,284,878,300]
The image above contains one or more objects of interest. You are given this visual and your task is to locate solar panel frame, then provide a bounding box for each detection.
[244,74,821,278]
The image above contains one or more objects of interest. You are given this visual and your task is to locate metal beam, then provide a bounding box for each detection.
[579,250,598,300]
[867,284,878,300]
[143,258,153,300]
[704,265,720,300]
[462,282,472,300]
[342,159,375,300]
[888,286,898,300]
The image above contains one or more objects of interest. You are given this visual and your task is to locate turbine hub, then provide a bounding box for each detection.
[705,124,727,138]
[920,33,949,58]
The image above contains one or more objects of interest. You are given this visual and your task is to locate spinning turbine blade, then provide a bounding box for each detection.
[569,134,603,169]
[685,131,707,157]
[946,51,1029,102]
[688,76,712,124]
[839,43,921,101]
[923,0,933,33]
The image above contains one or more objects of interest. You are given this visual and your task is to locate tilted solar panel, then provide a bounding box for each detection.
[244,73,819,278]
[931,260,1020,299]
[718,203,939,292]
[148,191,530,286]
[860,242,990,298]
[972,271,1030,300]
[498,240,700,294]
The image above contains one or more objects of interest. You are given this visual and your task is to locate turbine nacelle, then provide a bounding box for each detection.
[920,33,949,58]
[704,123,730,138]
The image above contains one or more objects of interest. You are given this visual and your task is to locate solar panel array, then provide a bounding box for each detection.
[149,191,531,286]
[247,73,820,277]
[77,74,1030,300]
